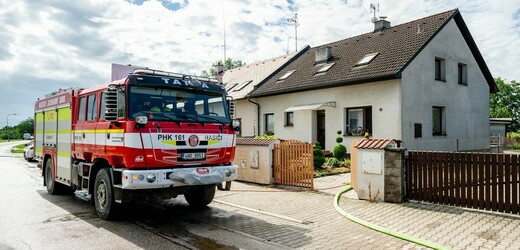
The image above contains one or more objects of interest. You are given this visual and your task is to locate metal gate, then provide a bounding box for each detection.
[273,140,314,189]
[406,151,520,214]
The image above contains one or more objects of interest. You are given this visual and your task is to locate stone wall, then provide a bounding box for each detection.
[384,148,406,203]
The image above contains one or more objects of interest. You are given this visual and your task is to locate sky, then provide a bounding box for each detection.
[0,0,519,127]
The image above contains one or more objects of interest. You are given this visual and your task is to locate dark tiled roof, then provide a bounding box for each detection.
[250,9,497,97]
[236,138,279,146]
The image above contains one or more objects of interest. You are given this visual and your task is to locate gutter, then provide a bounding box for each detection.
[247,97,261,136]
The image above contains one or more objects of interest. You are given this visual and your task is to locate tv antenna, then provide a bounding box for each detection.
[287,13,299,52]
[221,0,227,63]
[370,3,379,23]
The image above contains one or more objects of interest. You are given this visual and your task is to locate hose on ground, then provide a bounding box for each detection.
[334,186,449,250]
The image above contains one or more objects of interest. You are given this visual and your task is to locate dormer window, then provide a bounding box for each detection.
[233,80,252,92]
[355,52,379,66]
[278,70,296,81]
[226,83,238,91]
[315,63,335,75]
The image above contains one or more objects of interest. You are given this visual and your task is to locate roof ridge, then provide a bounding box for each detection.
[313,9,458,50]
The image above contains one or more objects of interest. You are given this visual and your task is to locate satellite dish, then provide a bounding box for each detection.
[371,16,379,23]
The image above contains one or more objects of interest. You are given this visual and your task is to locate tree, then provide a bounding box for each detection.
[15,118,34,136]
[490,78,520,131]
[200,58,245,77]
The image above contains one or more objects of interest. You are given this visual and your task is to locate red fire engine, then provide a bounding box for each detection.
[34,69,239,219]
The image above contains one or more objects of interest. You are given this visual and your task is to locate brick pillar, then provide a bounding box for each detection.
[383,148,406,203]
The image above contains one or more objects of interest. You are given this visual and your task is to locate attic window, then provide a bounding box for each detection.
[233,80,252,92]
[226,83,238,91]
[315,63,335,74]
[355,52,379,66]
[278,70,296,81]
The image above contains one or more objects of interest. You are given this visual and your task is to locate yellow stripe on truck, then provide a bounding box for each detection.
[57,107,71,120]
[35,113,44,123]
[74,129,125,134]
[57,152,71,157]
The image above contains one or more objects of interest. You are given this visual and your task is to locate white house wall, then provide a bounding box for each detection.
[236,99,258,137]
[250,80,401,150]
[401,19,490,151]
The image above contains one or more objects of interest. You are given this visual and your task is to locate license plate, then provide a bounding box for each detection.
[181,152,205,160]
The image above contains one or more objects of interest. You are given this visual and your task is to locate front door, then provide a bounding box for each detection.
[317,110,325,149]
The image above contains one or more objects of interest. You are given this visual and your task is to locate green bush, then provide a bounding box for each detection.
[332,144,347,160]
[513,142,520,150]
[254,133,279,139]
[344,158,351,167]
[336,130,343,143]
[313,142,325,169]
[325,157,342,168]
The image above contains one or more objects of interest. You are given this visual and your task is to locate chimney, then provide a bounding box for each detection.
[315,46,333,64]
[214,63,224,84]
[374,16,391,33]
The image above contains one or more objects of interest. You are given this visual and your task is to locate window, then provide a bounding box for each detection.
[226,83,238,92]
[77,96,86,122]
[315,63,335,74]
[345,107,372,136]
[355,52,379,66]
[278,70,296,81]
[458,63,467,85]
[236,118,242,137]
[265,113,274,135]
[87,94,97,121]
[435,57,446,81]
[285,112,294,126]
[414,123,422,138]
[432,106,446,136]
[100,92,106,120]
[233,80,252,92]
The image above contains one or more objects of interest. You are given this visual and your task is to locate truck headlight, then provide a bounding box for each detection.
[146,173,156,183]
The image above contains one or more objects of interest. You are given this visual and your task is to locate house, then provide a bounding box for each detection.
[223,49,308,137]
[244,9,498,151]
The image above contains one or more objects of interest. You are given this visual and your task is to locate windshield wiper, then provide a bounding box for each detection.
[199,115,227,127]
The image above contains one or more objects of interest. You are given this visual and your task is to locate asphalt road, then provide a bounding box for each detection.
[0,141,279,250]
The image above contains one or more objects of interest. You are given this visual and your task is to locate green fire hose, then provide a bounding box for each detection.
[334,186,450,250]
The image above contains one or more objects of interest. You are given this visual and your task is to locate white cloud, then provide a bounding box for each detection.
[0,0,518,126]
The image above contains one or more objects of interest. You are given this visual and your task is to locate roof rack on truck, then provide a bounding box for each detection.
[133,68,220,84]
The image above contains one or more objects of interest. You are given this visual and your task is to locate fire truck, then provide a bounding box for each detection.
[34,69,239,220]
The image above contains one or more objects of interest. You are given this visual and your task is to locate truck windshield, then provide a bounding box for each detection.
[128,86,230,124]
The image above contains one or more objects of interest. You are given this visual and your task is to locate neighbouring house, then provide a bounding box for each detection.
[223,49,308,137]
[490,118,513,137]
[243,9,498,151]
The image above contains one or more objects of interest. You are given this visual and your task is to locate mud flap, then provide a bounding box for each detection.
[217,181,232,191]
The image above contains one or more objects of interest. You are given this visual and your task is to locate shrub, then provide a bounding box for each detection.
[513,142,520,150]
[332,144,347,160]
[313,142,325,169]
[336,130,343,143]
[254,133,278,139]
[344,158,351,167]
[325,157,342,168]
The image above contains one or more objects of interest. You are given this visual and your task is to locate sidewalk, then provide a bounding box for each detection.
[213,174,520,250]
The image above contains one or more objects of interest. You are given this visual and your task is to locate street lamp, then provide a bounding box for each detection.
[287,13,299,52]
[6,113,16,142]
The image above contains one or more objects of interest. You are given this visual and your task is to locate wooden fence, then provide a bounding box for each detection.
[273,140,314,189]
[406,151,519,214]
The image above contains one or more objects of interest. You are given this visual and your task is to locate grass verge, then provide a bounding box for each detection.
[11,143,26,153]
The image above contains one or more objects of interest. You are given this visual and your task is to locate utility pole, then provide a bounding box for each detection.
[287,13,299,52]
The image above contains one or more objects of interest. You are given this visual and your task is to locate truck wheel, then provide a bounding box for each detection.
[184,185,216,208]
[94,168,119,220]
[45,158,73,195]
[45,158,62,195]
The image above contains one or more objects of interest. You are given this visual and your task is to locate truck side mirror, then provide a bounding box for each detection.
[226,96,236,119]
[104,87,119,123]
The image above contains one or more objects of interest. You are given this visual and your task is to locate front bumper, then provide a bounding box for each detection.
[121,165,239,190]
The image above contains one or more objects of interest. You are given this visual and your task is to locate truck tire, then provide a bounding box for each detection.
[184,185,216,208]
[45,158,69,195]
[94,168,119,220]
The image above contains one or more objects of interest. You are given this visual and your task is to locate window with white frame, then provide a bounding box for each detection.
[345,107,372,136]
